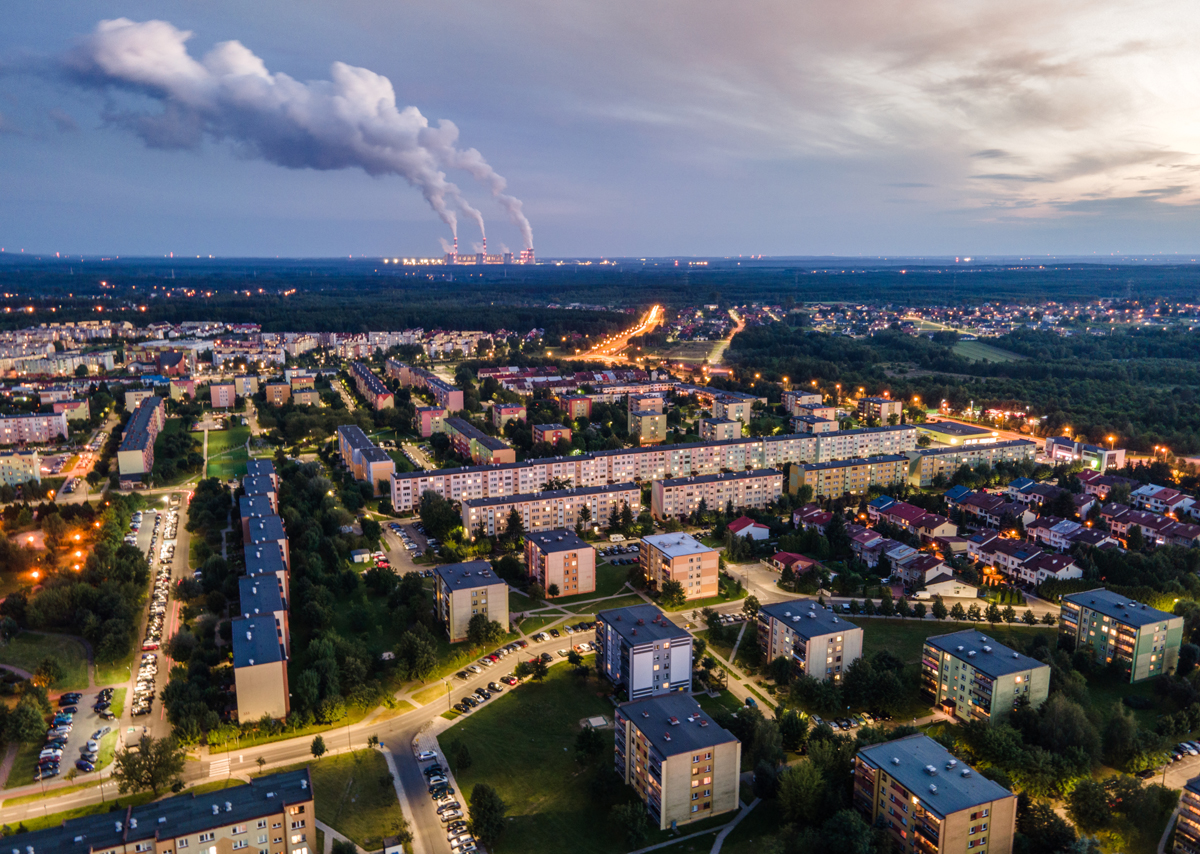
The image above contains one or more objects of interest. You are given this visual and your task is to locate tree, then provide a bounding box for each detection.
[504,506,525,541]
[620,502,634,531]
[778,760,824,824]
[895,597,912,619]
[1066,779,1111,835]
[33,656,65,688]
[1002,604,1017,624]
[469,783,507,848]
[1041,612,1057,626]
[311,735,327,760]
[743,595,760,618]
[530,658,549,681]
[111,735,186,796]
[547,583,560,597]
[331,841,356,854]
[912,601,927,620]
[467,614,504,648]
[575,726,605,759]
[660,579,686,608]
[1126,525,1144,552]
[453,740,473,772]
[611,802,650,849]
[779,708,810,753]
[950,602,967,621]
[395,628,438,681]
[878,590,895,617]
[7,699,46,744]
[985,603,1002,627]
[1102,701,1140,769]
[1022,609,1038,625]
[1017,794,1077,854]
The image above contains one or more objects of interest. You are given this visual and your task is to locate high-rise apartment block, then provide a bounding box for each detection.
[596,604,693,698]
[757,600,862,681]
[434,560,509,643]
[640,533,719,601]
[1059,589,1183,682]
[921,630,1050,722]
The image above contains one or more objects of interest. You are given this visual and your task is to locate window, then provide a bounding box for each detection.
[691,780,699,788]
[199,834,215,843]
[691,805,699,813]
[258,836,268,845]
[290,822,305,830]
[136,845,153,852]
[273,823,282,829]
[290,835,306,845]
[233,825,247,835]
[692,793,699,801]
[257,821,268,830]
[233,843,248,851]
[179,842,189,849]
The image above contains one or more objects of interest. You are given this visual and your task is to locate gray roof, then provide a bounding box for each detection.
[359,447,394,464]
[242,475,276,497]
[658,469,781,488]
[445,417,510,452]
[118,396,161,453]
[435,560,506,592]
[244,543,287,576]
[858,735,1013,818]
[239,494,275,520]
[759,600,859,640]
[463,481,637,509]
[922,421,995,437]
[619,694,738,758]
[908,440,1037,459]
[1062,588,1177,628]
[642,532,713,559]
[800,455,909,471]
[526,529,592,554]
[337,424,374,450]
[598,604,690,645]
[3,768,312,854]
[245,458,276,478]
[924,630,1048,679]
[238,575,285,617]
[247,515,287,544]
[232,615,285,668]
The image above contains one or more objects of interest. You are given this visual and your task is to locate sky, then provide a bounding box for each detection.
[2,0,1200,258]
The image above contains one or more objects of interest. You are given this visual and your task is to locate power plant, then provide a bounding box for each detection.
[443,237,535,265]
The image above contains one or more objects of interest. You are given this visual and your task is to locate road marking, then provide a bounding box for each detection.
[209,756,230,778]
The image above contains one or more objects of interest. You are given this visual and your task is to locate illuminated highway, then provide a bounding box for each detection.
[566,303,663,363]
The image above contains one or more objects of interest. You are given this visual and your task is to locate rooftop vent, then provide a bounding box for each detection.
[212,805,220,815]
[663,733,671,741]
[158,817,167,824]
[892,757,901,765]
[929,784,938,794]
[699,719,709,727]
[961,769,971,777]
[246,631,253,641]
[668,717,680,726]
[956,646,964,651]
[266,793,276,799]
[1013,652,1020,659]
[968,650,976,657]
[301,779,308,790]
[129,819,137,829]
[225,801,233,812]
[925,765,938,775]
[983,646,992,653]
[642,711,650,718]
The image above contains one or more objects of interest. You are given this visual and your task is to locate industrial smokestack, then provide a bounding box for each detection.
[62,18,533,245]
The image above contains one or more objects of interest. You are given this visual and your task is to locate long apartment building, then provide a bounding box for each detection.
[0,449,41,486]
[1175,775,1200,854]
[596,604,693,699]
[0,411,69,445]
[350,361,394,410]
[640,532,719,601]
[117,396,167,483]
[907,440,1039,487]
[1059,588,1183,683]
[651,469,783,520]
[757,600,862,681]
[335,424,394,496]
[390,425,917,512]
[4,768,316,854]
[445,417,516,465]
[615,694,741,831]
[854,734,1017,854]
[463,482,641,538]
[385,358,465,410]
[434,560,509,642]
[921,630,1050,723]
[790,454,910,497]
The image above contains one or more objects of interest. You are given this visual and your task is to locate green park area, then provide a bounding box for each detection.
[206,423,251,479]
[0,632,89,690]
[953,339,1025,363]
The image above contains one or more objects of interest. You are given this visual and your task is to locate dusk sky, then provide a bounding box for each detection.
[2,1,1199,258]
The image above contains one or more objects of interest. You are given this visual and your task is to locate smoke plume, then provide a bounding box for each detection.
[65,18,532,247]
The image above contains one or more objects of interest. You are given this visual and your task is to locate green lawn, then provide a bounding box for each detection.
[568,594,645,614]
[207,424,251,455]
[516,615,565,635]
[257,751,406,850]
[550,563,631,604]
[0,632,90,689]
[695,689,745,716]
[953,339,1025,363]
[660,586,748,612]
[412,682,454,707]
[720,799,784,854]
[206,424,251,478]
[5,741,45,789]
[448,661,626,854]
[96,642,138,685]
[208,704,375,753]
[860,619,1057,665]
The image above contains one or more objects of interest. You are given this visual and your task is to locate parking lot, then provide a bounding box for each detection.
[35,691,119,781]
[123,497,181,718]
[383,519,435,574]
[597,542,640,566]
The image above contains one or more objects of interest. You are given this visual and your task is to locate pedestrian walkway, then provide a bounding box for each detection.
[315,820,366,854]
[711,798,760,854]
[380,747,426,854]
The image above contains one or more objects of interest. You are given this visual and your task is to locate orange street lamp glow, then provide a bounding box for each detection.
[31,571,39,580]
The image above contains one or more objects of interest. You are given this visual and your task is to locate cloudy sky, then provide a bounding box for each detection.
[2,0,1199,257]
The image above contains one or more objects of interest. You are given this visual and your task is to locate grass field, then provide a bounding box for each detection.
[953,340,1025,363]
[549,563,630,604]
[446,661,620,854]
[516,615,563,635]
[206,424,251,478]
[412,682,453,707]
[0,632,90,689]
[567,594,645,613]
[6,741,45,789]
[720,800,785,854]
[860,618,1057,664]
[260,751,406,850]
[660,586,748,612]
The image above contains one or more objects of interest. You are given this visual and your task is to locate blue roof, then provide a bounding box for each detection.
[1008,477,1036,492]
[943,485,972,503]
[247,515,287,544]
[232,615,285,668]
[858,735,1012,819]
[759,600,859,640]
[245,543,287,576]
[868,495,896,510]
[238,575,285,617]
[435,560,506,592]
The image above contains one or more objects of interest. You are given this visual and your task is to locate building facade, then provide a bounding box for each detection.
[1059,589,1183,682]
[790,455,909,497]
[117,396,166,482]
[463,482,641,538]
[614,695,741,831]
[640,533,719,601]
[525,529,596,597]
[0,450,40,486]
[858,396,903,423]
[434,560,509,642]
[757,600,862,681]
[921,631,1050,723]
[596,604,693,698]
[0,411,69,445]
[698,418,742,441]
[651,469,783,520]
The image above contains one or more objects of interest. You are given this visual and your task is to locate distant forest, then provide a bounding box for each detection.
[3,257,1200,333]
[725,323,1200,455]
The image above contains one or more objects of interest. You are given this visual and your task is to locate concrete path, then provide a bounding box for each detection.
[314,820,366,854]
[727,622,748,666]
[1159,807,1178,854]
[711,797,760,854]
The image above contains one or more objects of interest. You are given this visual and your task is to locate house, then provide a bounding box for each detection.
[768,552,818,575]
[794,504,832,533]
[727,516,770,540]
[1026,516,1084,551]
[898,553,946,587]
[1077,470,1139,500]
[1131,484,1195,516]
[1029,553,1081,584]
[916,512,957,542]
[913,574,978,600]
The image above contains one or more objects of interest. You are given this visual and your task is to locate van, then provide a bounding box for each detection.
[608,534,626,543]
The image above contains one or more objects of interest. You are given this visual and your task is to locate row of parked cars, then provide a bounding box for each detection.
[457,640,531,678]
[810,710,893,732]
[601,544,640,565]
[35,691,114,781]
[531,621,595,643]
[420,753,475,853]
[387,523,427,558]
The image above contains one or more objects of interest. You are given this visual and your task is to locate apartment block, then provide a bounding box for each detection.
[117,396,166,483]
[492,403,526,430]
[211,382,236,409]
[712,395,753,422]
[350,361,394,410]
[793,402,838,421]
[290,375,315,391]
[757,600,862,681]
[652,469,782,520]
[560,394,592,420]
[245,542,290,602]
[640,533,719,600]
[854,735,1017,854]
[919,421,999,447]
[239,575,289,656]
[240,495,279,538]
[782,390,823,413]
[532,423,572,445]
[6,768,315,854]
[444,417,516,465]
[630,409,668,445]
[0,450,40,486]
[1175,775,1200,854]
[125,388,157,411]
[698,418,741,441]
[415,406,447,438]
[921,631,1050,723]
[232,614,290,720]
[235,374,260,396]
[790,454,909,497]
[1060,589,1183,682]
[434,560,509,642]
[525,529,595,597]
[907,441,1039,488]
[247,515,290,570]
[0,411,69,445]
[463,482,641,538]
[791,414,837,434]
[53,399,90,421]
[596,604,693,698]
[264,382,291,406]
[614,694,741,830]
[386,359,464,410]
[335,424,395,495]
[858,396,903,423]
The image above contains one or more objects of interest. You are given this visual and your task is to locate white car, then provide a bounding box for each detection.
[417,750,438,761]
[428,775,448,786]
[467,665,483,674]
